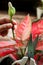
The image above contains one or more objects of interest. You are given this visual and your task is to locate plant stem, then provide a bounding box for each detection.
[12,25,15,38]
[10,16,15,38]
[20,48,24,57]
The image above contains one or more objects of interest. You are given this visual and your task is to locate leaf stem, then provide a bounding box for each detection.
[10,16,15,38]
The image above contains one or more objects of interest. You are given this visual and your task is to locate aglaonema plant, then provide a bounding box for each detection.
[8,2,16,38]
[28,34,39,58]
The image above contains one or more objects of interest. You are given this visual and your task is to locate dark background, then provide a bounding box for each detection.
[0,0,40,15]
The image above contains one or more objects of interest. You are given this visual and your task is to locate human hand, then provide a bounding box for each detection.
[0,17,16,36]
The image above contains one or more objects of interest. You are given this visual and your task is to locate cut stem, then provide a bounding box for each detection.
[10,16,15,38]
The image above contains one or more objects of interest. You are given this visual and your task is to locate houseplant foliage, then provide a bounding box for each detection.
[0,2,43,65]
[14,15,43,65]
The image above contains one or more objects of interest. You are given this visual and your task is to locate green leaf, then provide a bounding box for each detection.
[28,34,34,58]
[33,36,39,49]
[28,34,39,58]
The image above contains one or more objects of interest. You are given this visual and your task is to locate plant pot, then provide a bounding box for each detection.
[37,7,43,19]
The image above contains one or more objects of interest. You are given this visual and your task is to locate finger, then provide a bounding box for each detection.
[0,17,11,24]
[12,19,17,25]
[0,36,13,41]
[0,17,17,25]
[0,23,12,32]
